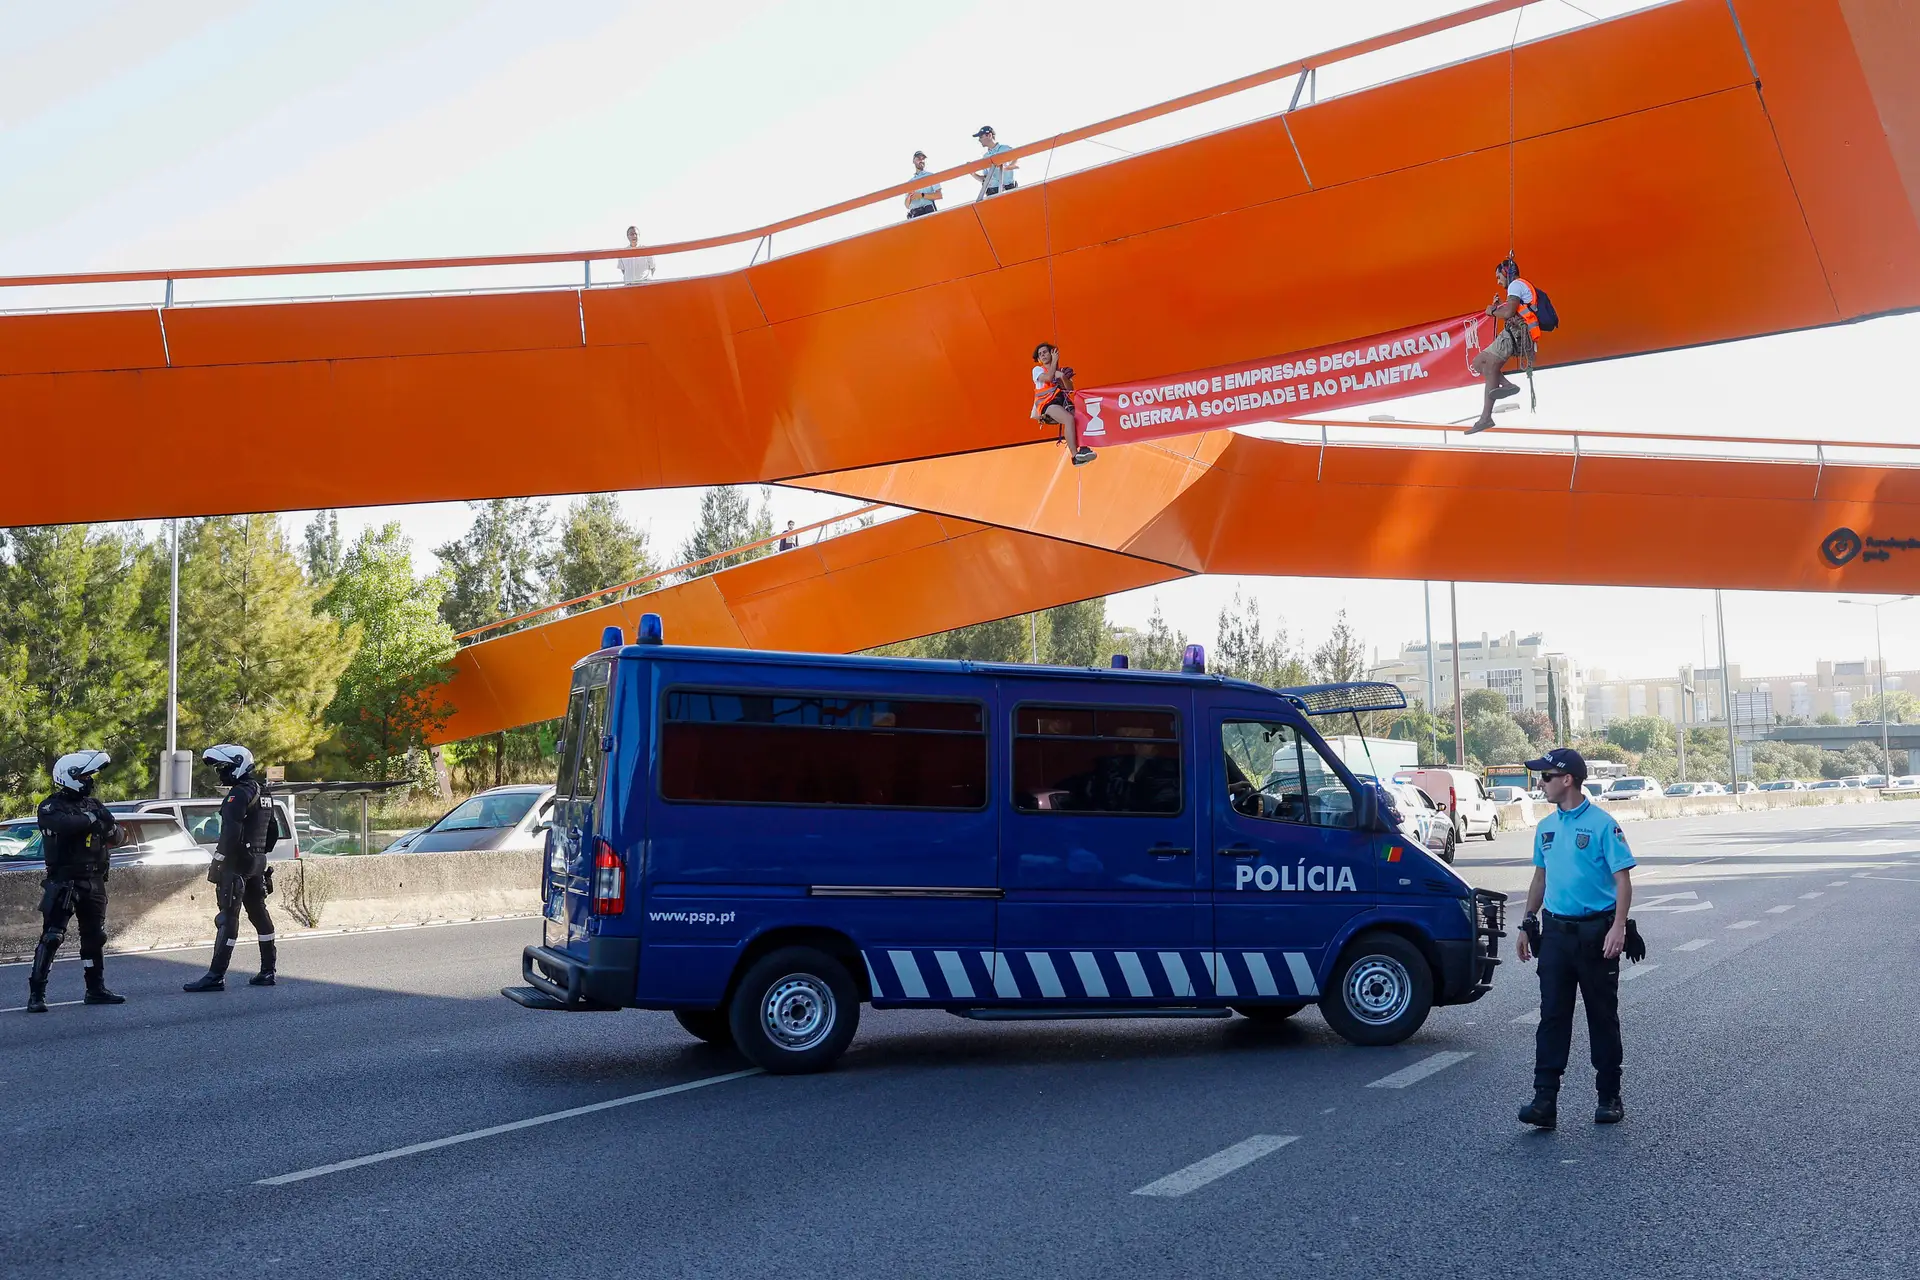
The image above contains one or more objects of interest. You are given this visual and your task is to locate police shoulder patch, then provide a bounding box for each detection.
[1541,830,1556,846]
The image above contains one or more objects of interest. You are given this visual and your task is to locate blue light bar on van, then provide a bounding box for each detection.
[1110,654,1129,669]
[600,625,624,650]
[1181,644,1206,674]
[1277,680,1409,716]
[636,613,665,645]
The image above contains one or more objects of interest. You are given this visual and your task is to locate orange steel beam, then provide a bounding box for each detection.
[436,512,1184,742]
[3,0,1917,530]
[800,429,1920,595]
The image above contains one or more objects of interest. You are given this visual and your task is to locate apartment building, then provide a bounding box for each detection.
[1371,631,1584,732]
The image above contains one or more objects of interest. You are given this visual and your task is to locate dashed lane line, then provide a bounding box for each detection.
[1132,1135,1299,1197]
[1513,1009,1541,1026]
[1766,905,1795,914]
[1620,963,1660,982]
[1828,881,1850,887]
[0,999,83,1014]
[1799,892,1824,899]
[255,1069,762,1186]
[1728,921,1761,929]
[1674,939,1713,952]
[1366,1050,1473,1089]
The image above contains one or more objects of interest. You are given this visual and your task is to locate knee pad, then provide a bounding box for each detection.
[39,928,66,950]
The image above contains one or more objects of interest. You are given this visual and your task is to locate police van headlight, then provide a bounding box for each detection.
[1459,898,1477,930]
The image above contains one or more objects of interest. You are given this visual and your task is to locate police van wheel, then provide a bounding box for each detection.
[1233,1003,1308,1025]
[727,946,860,1075]
[673,1008,735,1047]
[1319,933,1433,1047]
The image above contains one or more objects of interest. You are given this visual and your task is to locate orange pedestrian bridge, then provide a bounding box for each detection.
[2,0,1917,742]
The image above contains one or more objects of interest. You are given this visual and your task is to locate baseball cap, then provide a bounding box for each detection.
[972,125,995,138]
[1524,747,1587,783]
[912,149,926,159]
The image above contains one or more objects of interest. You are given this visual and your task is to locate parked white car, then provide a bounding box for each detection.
[1601,776,1663,801]
[1397,767,1502,841]
[1487,785,1537,827]
[1664,782,1706,797]
[1759,779,1805,792]
[107,796,299,858]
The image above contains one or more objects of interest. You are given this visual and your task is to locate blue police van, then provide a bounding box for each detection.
[504,616,1505,1074]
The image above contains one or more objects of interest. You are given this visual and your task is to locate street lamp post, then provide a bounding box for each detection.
[1837,595,1915,778]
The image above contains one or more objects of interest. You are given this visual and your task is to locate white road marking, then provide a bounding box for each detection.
[1,999,83,1014]
[1513,1009,1541,1026]
[1798,892,1823,900]
[1637,891,1714,914]
[1728,920,1761,929]
[1366,1050,1473,1089]
[1620,963,1660,982]
[1766,905,1795,914]
[1674,939,1713,952]
[1131,1134,1299,1197]
[256,1069,761,1186]
[1828,881,1850,888]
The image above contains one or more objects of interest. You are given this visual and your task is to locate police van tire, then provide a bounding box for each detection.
[727,946,860,1075]
[1318,933,1433,1047]
[673,1008,735,1047]
[1233,1002,1308,1024]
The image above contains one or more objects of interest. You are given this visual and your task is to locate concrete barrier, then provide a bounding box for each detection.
[1503,786,1920,829]
[0,849,541,963]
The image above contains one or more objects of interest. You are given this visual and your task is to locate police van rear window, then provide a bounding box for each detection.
[660,689,987,810]
[1012,703,1182,815]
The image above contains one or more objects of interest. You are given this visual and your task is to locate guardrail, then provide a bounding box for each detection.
[455,502,889,646]
[0,0,1618,313]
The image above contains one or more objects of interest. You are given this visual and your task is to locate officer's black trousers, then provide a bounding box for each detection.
[1533,912,1623,1097]
[207,873,276,978]
[32,876,108,989]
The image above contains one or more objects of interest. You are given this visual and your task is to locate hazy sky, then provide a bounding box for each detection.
[4,0,1915,681]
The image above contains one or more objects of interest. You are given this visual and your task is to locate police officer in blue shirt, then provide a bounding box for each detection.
[1515,748,1638,1128]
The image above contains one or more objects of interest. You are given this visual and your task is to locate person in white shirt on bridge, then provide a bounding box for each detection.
[618,226,655,285]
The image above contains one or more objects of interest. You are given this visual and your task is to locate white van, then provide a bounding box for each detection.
[106,796,299,858]
[1600,776,1662,801]
[1397,767,1502,841]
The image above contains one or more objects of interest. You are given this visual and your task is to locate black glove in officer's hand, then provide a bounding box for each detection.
[1623,918,1647,964]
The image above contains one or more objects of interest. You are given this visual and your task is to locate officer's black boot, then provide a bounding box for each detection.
[26,936,57,1013]
[26,984,48,1013]
[186,918,234,992]
[249,938,277,987]
[82,961,125,1005]
[1518,1087,1559,1129]
[1595,1094,1625,1124]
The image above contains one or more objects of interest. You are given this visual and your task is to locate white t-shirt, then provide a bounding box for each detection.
[619,254,656,285]
[1506,278,1535,307]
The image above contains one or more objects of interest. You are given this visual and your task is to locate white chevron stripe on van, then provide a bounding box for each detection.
[934,951,973,999]
[1159,952,1196,997]
[1243,952,1280,997]
[888,950,929,999]
[985,951,1022,998]
[1071,951,1109,998]
[1283,952,1319,997]
[1209,953,1238,998]
[1114,951,1154,997]
[862,953,884,998]
[1025,952,1066,998]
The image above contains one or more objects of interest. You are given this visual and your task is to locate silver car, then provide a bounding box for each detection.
[382,784,556,855]
[0,813,206,872]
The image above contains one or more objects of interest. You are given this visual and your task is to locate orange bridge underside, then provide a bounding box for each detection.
[4,0,1917,529]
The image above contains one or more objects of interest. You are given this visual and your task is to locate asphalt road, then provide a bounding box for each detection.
[4,803,1919,1279]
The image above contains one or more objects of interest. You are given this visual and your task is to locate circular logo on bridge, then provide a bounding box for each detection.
[1821,527,1862,567]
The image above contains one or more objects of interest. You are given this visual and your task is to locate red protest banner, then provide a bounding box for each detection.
[1074,312,1494,447]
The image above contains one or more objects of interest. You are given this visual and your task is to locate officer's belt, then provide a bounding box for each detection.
[1542,907,1615,928]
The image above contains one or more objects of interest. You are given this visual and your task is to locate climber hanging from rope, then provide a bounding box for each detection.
[1467,256,1551,435]
[1032,342,1096,466]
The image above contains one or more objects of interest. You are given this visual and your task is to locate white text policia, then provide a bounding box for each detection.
[1233,863,1359,892]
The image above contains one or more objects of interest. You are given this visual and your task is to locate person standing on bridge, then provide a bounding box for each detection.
[617,226,655,286]
[1032,342,1095,466]
[183,745,281,993]
[973,126,1018,198]
[1514,747,1642,1128]
[25,751,127,1013]
[905,151,943,219]
[1467,257,1540,434]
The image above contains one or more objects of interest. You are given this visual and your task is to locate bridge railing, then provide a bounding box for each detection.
[0,1,1645,315]
[453,503,892,647]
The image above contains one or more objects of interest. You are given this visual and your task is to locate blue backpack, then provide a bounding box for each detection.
[1533,287,1559,333]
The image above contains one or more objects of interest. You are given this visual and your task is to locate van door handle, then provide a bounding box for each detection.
[1150,845,1192,857]
[1217,844,1259,857]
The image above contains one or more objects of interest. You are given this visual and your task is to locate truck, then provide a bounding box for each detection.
[1318,734,1419,782]
[504,615,1506,1074]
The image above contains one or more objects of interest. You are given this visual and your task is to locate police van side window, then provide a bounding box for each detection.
[556,663,611,826]
[1012,704,1182,815]
[1221,720,1357,829]
[660,689,986,809]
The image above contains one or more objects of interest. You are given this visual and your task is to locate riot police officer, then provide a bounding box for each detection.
[182,744,280,992]
[26,750,128,1013]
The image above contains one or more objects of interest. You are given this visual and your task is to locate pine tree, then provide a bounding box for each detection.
[679,486,773,579]
[0,525,166,809]
[435,499,557,633]
[177,515,352,770]
[323,524,457,778]
[1135,601,1190,672]
[302,510,342,584]
[553,494,654,607]
[1309,609,1369,683]
[1040,598,1111,666]
[1214,592,1306,686]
